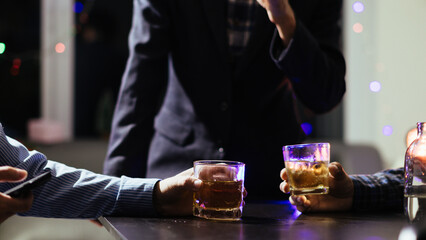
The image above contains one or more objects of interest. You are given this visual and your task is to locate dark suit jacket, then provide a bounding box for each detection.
[104,0,346,200]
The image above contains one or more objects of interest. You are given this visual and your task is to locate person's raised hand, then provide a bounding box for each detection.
[0,166,33,223]
[280,162,354,212]
[257,0,296,46]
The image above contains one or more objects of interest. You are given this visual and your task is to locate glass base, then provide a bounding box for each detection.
[193,207,242,221]
[291,187,329,196]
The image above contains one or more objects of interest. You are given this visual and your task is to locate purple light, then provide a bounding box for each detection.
[74,2,84,13]
[301,122,313,136]
[369,81,381,92]
[383,125,393,136]
[298,229,317,239]
[364,237,385,240]
[353,1,365,13]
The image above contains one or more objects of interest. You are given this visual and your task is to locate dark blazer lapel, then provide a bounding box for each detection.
[201,0,229,64]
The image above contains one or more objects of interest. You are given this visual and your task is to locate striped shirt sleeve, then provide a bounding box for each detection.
[0,123,160,219]
[350,168,404,212]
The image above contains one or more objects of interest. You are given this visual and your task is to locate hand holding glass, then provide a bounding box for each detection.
[193,160,245,221]
[283,143,330,195]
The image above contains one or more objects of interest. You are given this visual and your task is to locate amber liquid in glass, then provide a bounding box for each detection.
[286,161,329,195]
[193,180,243,220]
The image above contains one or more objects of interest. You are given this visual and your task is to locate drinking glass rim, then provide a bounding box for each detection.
[194,160,245,166]
[282,142,330,150]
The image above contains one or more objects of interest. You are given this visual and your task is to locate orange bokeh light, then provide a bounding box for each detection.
[353,23,363,33]
[55,43,66,53]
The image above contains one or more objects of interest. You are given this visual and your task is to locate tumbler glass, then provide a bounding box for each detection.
[193,160,245,221]
[283,143,330,195]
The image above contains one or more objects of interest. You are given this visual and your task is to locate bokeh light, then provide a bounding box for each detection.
[369,81,381,92]
[353,1,365,13]
[353,23,363,33]
[383,125,393,136]
[301,122,313,136]
[13,58,21,67]
[10,67,19,76]
[55,43,66,53]
[74,2,84,13]
[0,43,5,54]
[10,58,21,76]
[399,227,417,240]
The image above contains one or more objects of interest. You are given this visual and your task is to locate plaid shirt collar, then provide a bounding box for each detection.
[227,0,256,55]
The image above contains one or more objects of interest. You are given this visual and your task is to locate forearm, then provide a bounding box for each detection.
[0,124,159,219]
[269,0,346,113]
[350,168,404,212]
[263,0,296,47]
[27,161,160,219]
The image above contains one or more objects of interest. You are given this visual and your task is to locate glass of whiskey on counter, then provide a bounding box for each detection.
[193,160,245,221]
[283,143,330,195]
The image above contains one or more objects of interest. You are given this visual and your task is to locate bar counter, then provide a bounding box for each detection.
[99,201,410,240]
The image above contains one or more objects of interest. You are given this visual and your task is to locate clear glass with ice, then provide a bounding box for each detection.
[283,143,330,195]
[193,160,245,221]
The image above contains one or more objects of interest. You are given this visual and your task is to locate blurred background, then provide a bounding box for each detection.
[0,0,425,239]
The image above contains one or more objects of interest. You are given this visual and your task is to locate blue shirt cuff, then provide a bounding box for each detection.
[113,177,160,217]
